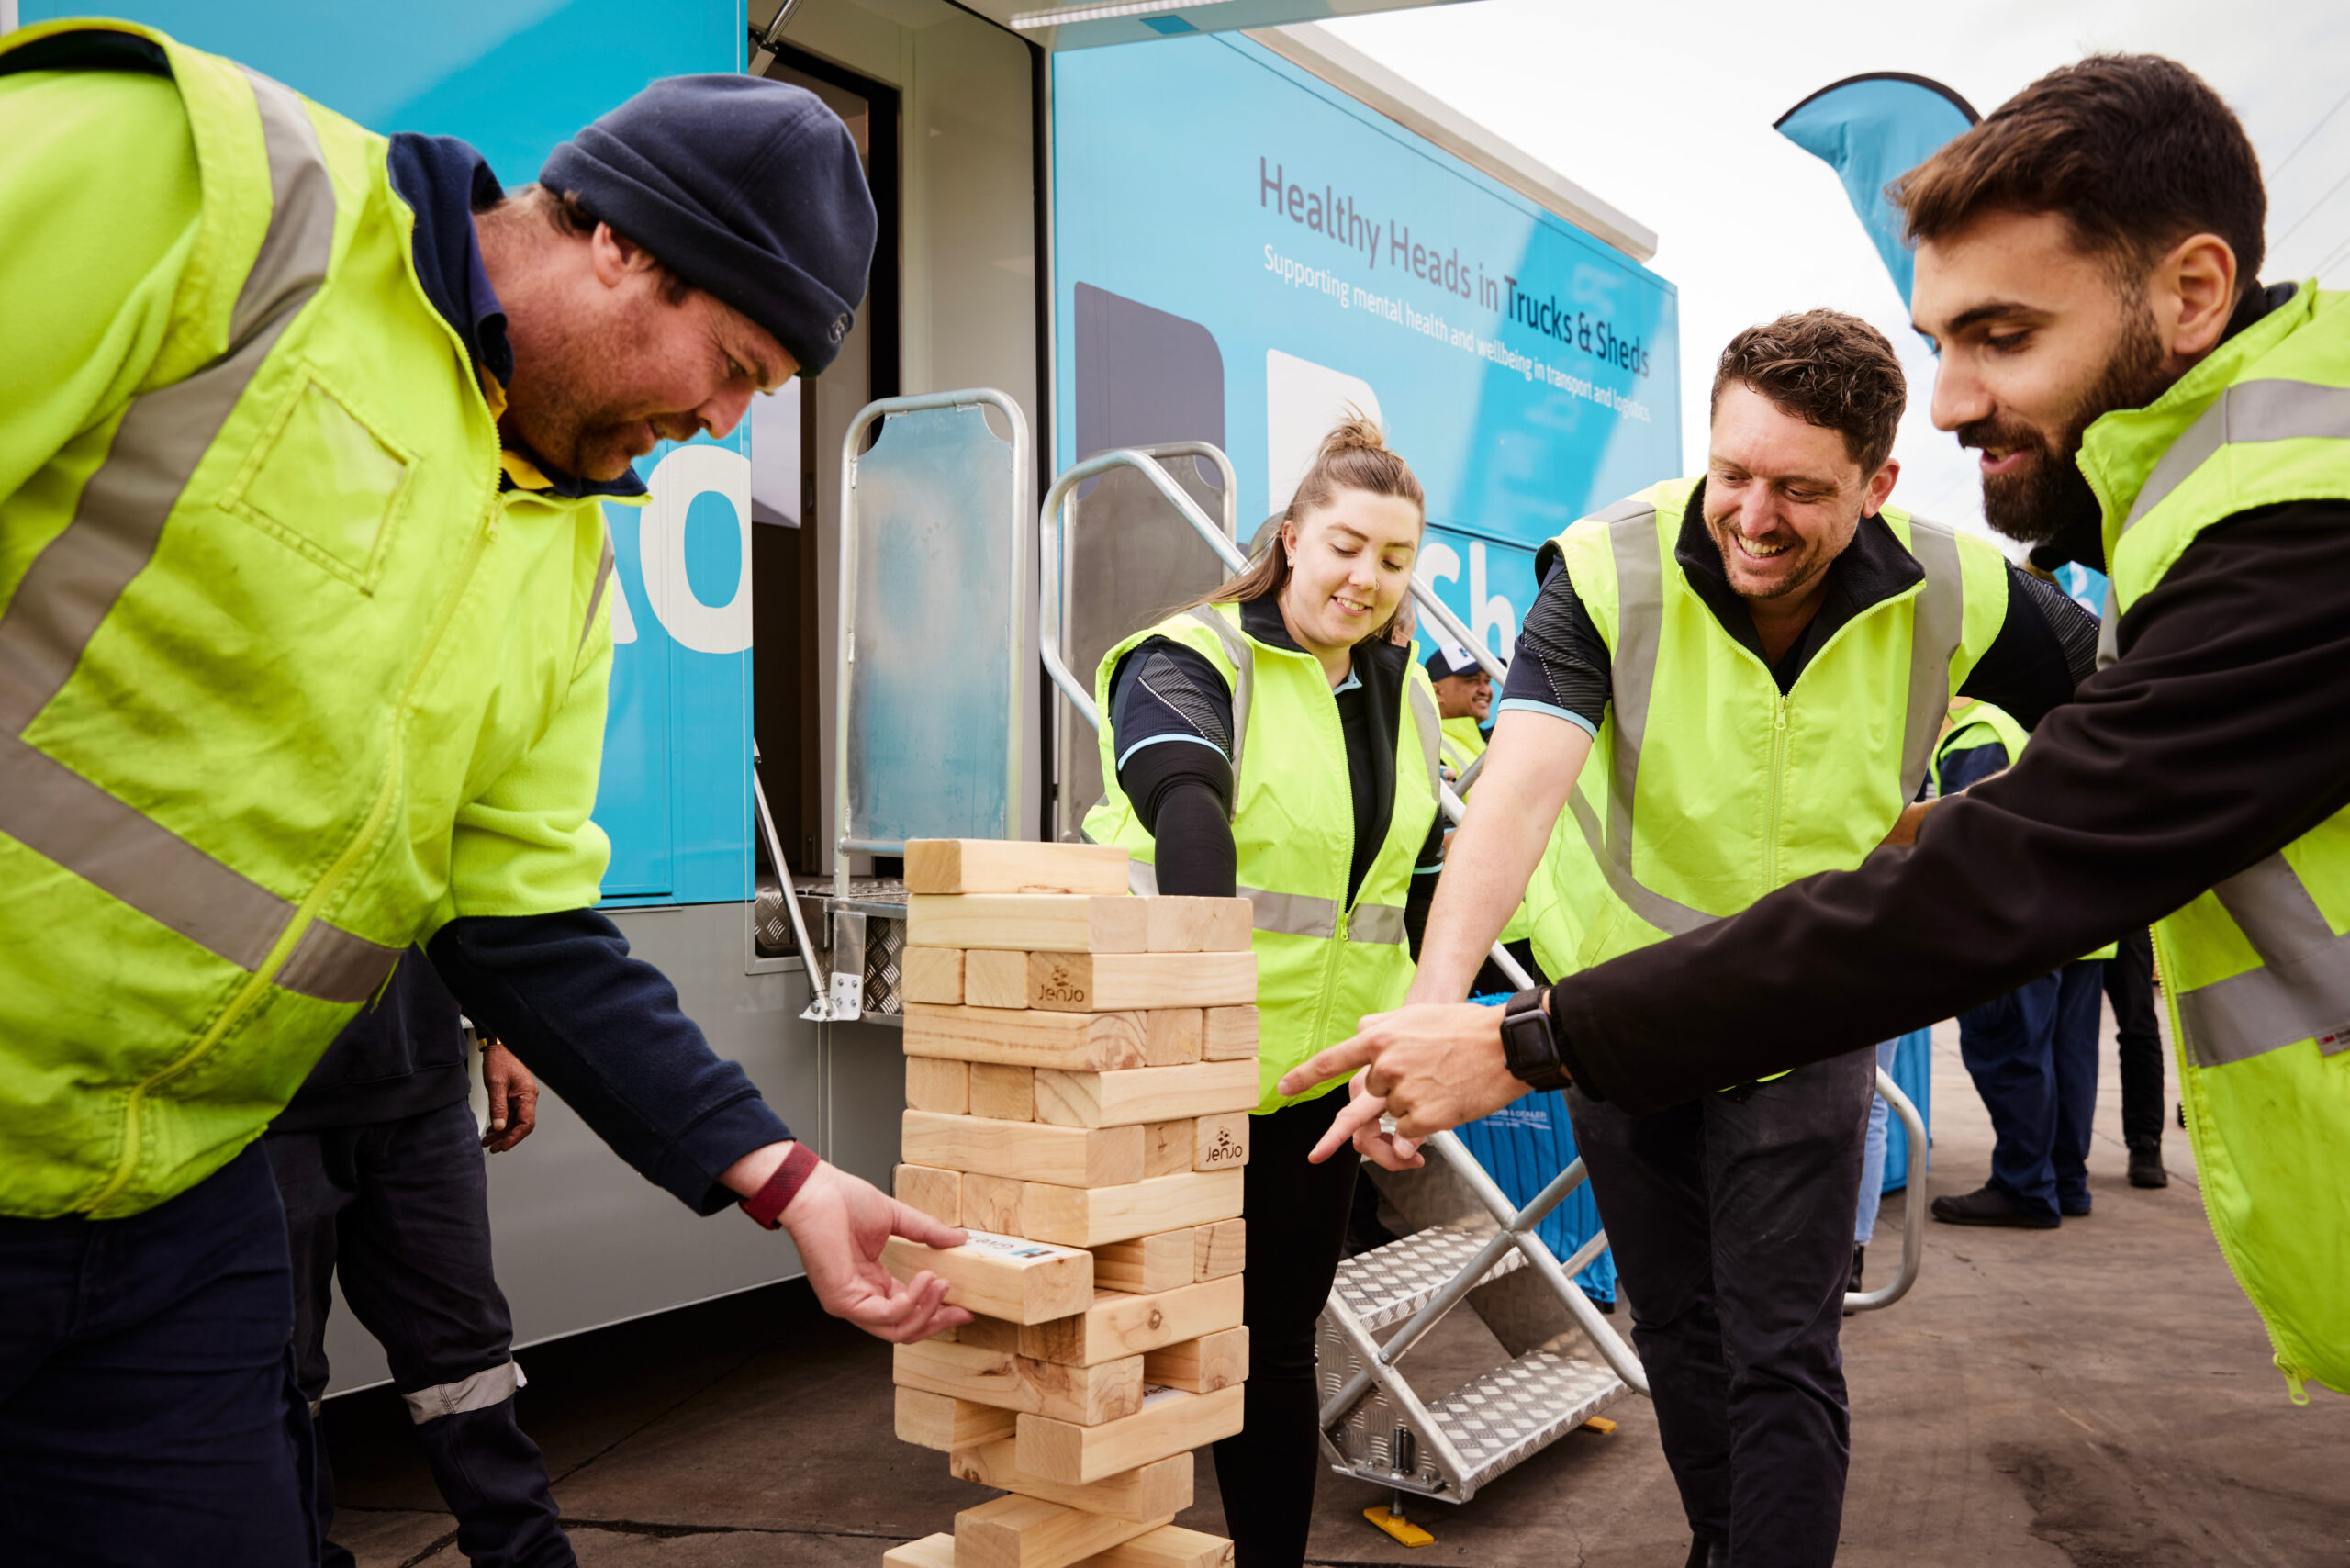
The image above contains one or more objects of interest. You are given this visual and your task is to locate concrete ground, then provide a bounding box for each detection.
[328,1006,2350,1567]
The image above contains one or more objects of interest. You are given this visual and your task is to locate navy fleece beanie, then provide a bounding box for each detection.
[542,75,876,376]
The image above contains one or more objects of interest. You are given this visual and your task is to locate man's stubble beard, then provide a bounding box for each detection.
[505,310,662,483]
[1972,306,2174,546]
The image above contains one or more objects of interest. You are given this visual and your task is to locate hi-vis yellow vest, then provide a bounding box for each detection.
[1527,477,2010,980]
[2078,282,2350,1399]
[0,22,621,1217]
[1439,714,1486,773]
[1084,604,1442,1114]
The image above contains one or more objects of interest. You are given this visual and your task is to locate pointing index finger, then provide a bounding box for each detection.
[1276,1034,1378,1099]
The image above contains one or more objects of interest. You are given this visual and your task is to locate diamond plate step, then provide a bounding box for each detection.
[1427,1350,1628,1493]
[1332,1225,1524,1332]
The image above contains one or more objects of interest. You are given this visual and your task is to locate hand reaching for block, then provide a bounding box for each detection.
[728,1145,974,1342]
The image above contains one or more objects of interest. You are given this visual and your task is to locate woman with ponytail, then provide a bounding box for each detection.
[1085,416,1447,1565]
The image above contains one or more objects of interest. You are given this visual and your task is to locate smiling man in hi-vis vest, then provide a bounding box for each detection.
[1294,53,2350,1423]
[0,21,968,1562]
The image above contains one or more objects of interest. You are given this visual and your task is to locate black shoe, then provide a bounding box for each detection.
[2129,1145,2168,1187]
[2060,1197,2091,1217]
[1931,1184,2060,1228]
[1842,1244,1866,1316]
[1684,1538,1727,1568]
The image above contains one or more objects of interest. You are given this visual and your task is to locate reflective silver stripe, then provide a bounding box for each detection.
[401,1360,526,1425]
[2171,851,2350,1067]
[1405,678,1442,806]
[1897,520,1966,801]
[1348,902,1407,945]
[2095,579,2121,672]
[2121,379,2350,538]
[1240,885,1338,940]
[1566,790,1715,935]
[1184,605,1253,784]
[276,918,403,1005]
[579,526,616,653]
[1127,859,1158,895]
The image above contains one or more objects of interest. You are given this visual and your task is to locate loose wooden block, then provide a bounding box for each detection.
[1192,1220,1244,1282]
[970,1063,1037,1122]
[1020,1275,1246,1367]
[950,1439,1192,1524]
[883,1532,960,1568]
[1192,1113,1249,1172]
[898,1387,1019,1451]
[966,948,1033,1011]
[1140,1009,1202,1067]
[1021,1171,1245,1249]
[906,840,1131,897]
[1033,1062,1258,1128]
[894,1340,1145,1426]
[1198,1007,1258,1061]
[1141,896,1253,953]
[958,1315,1024,1354]
[1072,1525,1236,1568]
[1142,1327,1248,1394]
[1140,1122,1190,1181]
[896,1164,961,1226]
[955,1493,1166,1568]
[904,946,966,1006]
[882,1232,1094,1325]
[902,1112,1144,1190]
[911,896,1147,955]
[1090,1232,1192,1294]
[907,1057,971,1114]
[1028,953,1257,1013]
[905,1007,1149,1072]
[963,1172,1025,1234]
[1017,1385,1248,1484]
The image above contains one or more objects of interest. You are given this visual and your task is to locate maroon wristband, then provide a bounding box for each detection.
[739,1142,822,1230]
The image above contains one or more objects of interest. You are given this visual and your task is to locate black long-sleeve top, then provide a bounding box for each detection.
[1547,291,2350,1116]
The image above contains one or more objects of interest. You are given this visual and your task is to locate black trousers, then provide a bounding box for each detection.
[1212,1092,1359,1568]
[265,1099,573,1568]
[1568,1050,1874,1568]
[2104,927,2166,1150]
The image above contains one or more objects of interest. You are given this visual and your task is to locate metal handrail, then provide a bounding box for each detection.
[834,389,1031,903]
[1846,1069,1928,1312]
[750,742,833,1015]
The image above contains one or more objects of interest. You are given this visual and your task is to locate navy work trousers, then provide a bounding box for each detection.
[266,1097,572,1568]
[1956,959,2104,1221]
[1569,1048,1875,1568]
[0,1143,316,1567]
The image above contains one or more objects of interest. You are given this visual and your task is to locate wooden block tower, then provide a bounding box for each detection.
[883,839,1255,1568]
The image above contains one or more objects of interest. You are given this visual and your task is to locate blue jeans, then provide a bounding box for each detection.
[0,1142,315,1567]
[1853,1039,1902,1246]
[1956,960,2105,1220]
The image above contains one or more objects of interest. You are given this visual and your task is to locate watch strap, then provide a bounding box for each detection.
[740,1141,822,1230]
[1500,987,1570,1092]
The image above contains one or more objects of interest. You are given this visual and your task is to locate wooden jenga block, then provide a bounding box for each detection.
[882,1232,1094,1324]
[1191,1114,1248,1172]
[1140,1122,1191,1181]
[1090,1232,1192,1294]
[1016,1385,1247,1484]
[907,1057,971,1114]
[902,1112,1144,1189]
[955,1494,1167,1568]
[1028,953,1256,1013]
[1140,1009,1202,1066]
[1142,1327,1248,1394]
[1020,1276,1245,1367]
[970,1063,1037,1122]
[950,1440,1192,1524]
[966,948,1033,1010]
[896,1164,961,1226]
[904,946,966,1006]
[911,896,1147,955]
[1072,1525,1235,1568]
[963,1172,1024,1233]
[897,1386,1019,1451]
[957,1315,1024,1354]
[906,840,1130,896]
[1033,1062,1258,1128]
[1192,1220,1244,1282]
[893,1340,1144,1426]
[1141,896,1252,953]
[882,1532,959,1568]
[1199,1007,1258,1061]
[905,1007,1148,1071]
[1021,1171,1245,1249]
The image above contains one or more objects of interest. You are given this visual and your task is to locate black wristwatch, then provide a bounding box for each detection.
[1499,987,1570,1092]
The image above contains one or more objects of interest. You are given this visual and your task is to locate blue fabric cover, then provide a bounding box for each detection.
[1457,995,1616,1304]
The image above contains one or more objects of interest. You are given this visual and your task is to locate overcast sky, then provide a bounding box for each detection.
[1324,0,2350,542]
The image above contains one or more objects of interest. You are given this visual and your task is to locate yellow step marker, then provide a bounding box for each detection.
[1582,1416,1617,1434]
[1364,1506,1436,1548]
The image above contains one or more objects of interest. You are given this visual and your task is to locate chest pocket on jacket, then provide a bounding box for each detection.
[223,369,415,594]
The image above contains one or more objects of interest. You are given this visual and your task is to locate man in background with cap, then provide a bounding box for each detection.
[1424,641,1494,778]
[0,21,965,1563]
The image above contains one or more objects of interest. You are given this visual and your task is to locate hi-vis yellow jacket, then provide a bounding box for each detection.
[0,22,621,1217]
